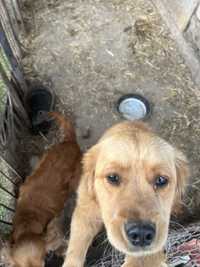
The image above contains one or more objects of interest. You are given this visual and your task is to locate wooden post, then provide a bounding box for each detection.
[151,0,200,85]
[163,0,199,31]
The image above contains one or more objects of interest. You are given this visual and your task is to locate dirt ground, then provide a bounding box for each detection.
[21,0,200,218]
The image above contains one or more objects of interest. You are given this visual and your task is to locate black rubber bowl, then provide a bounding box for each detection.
[117,94,151,121]
[26,86,55,135]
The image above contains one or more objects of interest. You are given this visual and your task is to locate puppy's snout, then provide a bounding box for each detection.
[124,220,155,247]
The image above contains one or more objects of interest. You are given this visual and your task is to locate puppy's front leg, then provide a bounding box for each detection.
[122,251,167,267]
[62,202,102,267]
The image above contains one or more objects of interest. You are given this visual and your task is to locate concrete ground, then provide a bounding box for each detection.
[22,0,200,217]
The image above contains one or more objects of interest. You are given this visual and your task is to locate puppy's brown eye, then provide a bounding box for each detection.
[106,174,121,186]
[154,175,168,189]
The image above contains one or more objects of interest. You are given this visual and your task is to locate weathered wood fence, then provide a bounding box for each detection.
[0,0,29,235]
[152,0,200,85]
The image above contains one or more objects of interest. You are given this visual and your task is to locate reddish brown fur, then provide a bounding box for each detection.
[4,112,82,267]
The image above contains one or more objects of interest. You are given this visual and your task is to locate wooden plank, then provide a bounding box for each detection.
[0,0,21,61]
[151,0,200,85]
[185,11,200,54]
[165,0,199,31]
[197,3,200,20]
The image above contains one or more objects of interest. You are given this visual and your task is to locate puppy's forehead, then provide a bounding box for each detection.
[97,132,175,170]
[98,137,139,164]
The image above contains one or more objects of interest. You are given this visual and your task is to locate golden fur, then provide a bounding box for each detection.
[1,112,82,267]
[62,121,189,267]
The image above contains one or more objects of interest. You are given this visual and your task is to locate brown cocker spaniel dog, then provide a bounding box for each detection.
[2,112,82,267]
[63,121,189,267]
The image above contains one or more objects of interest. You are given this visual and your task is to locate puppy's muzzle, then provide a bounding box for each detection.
[124,220,156,247]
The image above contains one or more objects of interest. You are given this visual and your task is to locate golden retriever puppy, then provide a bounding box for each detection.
[2,112,82,267]
[62,121,189,267]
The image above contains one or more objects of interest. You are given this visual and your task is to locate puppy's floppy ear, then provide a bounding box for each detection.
[172,149,190,215]
[81,145,99,199]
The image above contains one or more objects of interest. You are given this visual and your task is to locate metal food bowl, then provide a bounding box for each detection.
[117,94,151,121]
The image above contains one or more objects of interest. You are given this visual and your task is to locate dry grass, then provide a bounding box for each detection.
[2,0,199,265]
[21,0,200,219]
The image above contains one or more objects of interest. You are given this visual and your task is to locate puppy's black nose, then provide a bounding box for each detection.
[124,220,155,247]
